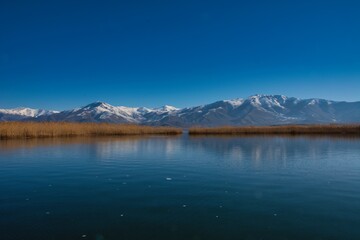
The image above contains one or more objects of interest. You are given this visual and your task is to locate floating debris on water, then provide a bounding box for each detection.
[82,235,87,238]
[166,178,172,181]
[182,205,187,207]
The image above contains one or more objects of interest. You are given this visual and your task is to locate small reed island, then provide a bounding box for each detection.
[0,122,182,139]
[189,124,360,136]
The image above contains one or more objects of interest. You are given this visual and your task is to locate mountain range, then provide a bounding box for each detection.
[1,95,360,127]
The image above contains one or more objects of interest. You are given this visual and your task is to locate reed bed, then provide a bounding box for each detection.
[0,122,182,139]
[189,124,360,136]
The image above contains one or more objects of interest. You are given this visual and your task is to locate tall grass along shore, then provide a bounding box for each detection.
[189,124,360,136]
[0,122,182,139]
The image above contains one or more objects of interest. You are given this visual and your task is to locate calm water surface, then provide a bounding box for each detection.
[1,135,360,240]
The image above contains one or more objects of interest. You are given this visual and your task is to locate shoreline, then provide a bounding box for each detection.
[0,122,182,140]
[1,122,360,139]
[189,124,360,136]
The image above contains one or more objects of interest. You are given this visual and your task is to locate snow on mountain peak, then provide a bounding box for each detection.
[0,107,58,118]
[249,95,262,106]
[83,101,112,110]
[224,98,244,107]
[155,105,179,112]
[75,102,181,123]
[243,94,291,109]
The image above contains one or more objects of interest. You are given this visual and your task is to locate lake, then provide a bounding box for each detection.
[1,135,360,240]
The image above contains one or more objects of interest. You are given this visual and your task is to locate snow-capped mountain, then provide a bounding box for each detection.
[0,108,59,121]
[52,102,150,123]
[35,102,180,124]
[155,94,359,126]
[1,95,360,126]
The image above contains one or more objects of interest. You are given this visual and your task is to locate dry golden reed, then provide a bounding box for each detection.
[189,124,360,135]
[0,122,182,139]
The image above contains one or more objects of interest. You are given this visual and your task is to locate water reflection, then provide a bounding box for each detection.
[2,135,360,170]
[1,135,360,240]
[1,135,360,159]
[93,136,182,159]
[0,136,180,152]
[187,136,360,169]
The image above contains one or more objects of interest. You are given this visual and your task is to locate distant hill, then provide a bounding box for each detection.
[1,95,360,127]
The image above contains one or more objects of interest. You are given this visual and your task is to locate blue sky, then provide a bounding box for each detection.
[1,0,360,110]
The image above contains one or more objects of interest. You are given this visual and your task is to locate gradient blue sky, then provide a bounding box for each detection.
[1,0,360,110]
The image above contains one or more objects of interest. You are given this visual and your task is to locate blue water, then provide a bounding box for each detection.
[1,135,360,240]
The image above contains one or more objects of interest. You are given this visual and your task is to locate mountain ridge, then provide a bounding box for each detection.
[1,95,360,126]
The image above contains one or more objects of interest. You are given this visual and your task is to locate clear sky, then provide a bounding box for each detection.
[1,0,360,110]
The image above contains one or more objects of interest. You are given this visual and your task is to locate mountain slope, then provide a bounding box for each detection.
[0,108,58,121]
[36,102,179,124]
[1,95,360,126]
[152,95,360,126]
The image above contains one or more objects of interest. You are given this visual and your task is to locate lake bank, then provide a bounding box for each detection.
[0,122,182,139]
[189,124,360,135]
[1,123,360,140]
